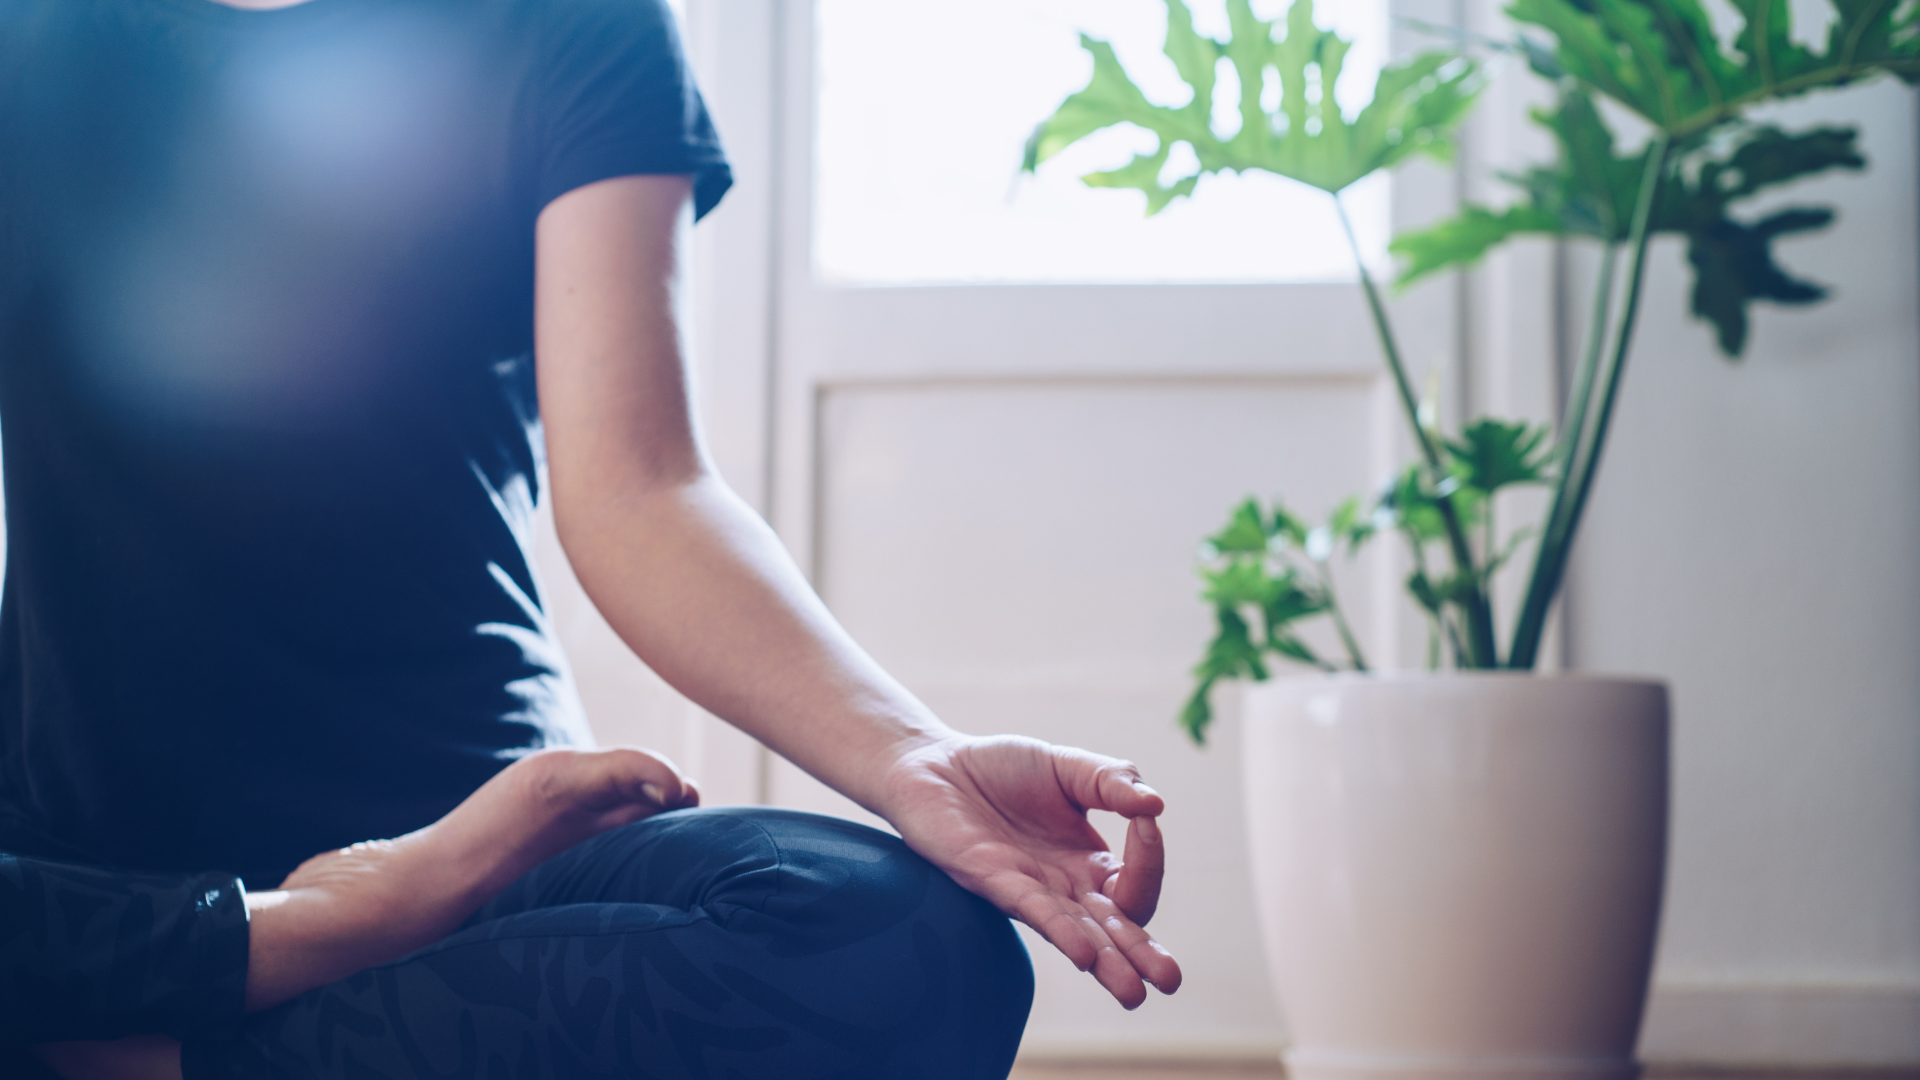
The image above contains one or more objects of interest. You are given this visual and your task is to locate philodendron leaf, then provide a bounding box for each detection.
[1201,605,1268,682]
[1681,207,1832,353]
[1327,495,1378,554]
[1406,568,1446,614]
[1391,90,1640,285]
[1023,0,1483,210]
[1182,605,1272,744]
[1202,558,1280,607]
[1207,498,1272,555]
[1658,125,1865,352]
[1378,462,1484,541]
[1508,0,1920,136]
[1446,418,1555,493]
[1178,684,1215,745]
[1270,502,1312,547]
[1392,90,1865,354]
[1264,569,1330,630]
[1388,203,1565,286]
[1271,633,1332,668]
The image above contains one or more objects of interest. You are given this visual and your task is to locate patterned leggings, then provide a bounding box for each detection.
[1,807,1036,1080]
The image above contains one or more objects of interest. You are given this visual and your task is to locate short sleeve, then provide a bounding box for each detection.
[533,0,731,220]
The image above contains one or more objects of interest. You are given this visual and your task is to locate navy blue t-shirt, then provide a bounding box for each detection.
[0,0,730,884]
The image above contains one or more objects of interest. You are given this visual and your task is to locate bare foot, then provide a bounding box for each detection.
[244,746,697,1011]
[31,747,694,1080]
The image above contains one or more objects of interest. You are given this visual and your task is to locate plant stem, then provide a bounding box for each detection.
[1558,242,1622,508]
[1314,560,1371,672]
[1484,500,1496,613]
[1509,242,1618,658]
[1444,612,1469,667]
[1334,194,1499,668]
[1403,529,1446,669]
[1508,133,1673,669]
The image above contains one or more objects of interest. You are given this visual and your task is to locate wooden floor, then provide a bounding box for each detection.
[1010,1064,1920,1080]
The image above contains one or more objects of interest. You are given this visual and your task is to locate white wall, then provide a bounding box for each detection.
[1564,82,1920,1066]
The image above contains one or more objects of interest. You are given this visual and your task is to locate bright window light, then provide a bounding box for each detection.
[813,0,1392,286]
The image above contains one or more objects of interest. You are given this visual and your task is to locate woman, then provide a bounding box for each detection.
[0,0,1182,1076]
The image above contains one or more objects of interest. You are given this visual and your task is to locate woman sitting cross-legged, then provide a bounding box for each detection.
[0,1,1181,1076]
[14,742,1169,1080]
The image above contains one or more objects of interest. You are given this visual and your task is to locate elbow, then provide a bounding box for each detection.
[547,454,720,559]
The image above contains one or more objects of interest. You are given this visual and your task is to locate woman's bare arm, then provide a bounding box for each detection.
[534,174,1180,1006]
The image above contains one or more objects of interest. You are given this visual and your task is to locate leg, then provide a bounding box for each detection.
[191,808,1035,1080]
[0,856,248,1046]
[24,746,695,1080]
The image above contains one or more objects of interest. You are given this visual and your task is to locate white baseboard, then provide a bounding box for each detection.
[1015,983,1920,1068]
[1639,981,1920,1067]
[1015,1035,1286,1064]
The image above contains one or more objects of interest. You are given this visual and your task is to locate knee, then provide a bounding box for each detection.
[712,809,1034,1069]
[921,867,1035,1069]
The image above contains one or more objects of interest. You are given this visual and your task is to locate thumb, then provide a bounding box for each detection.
[1103,814,1166,925]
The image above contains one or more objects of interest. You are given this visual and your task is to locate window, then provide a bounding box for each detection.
[813,0,1392,285]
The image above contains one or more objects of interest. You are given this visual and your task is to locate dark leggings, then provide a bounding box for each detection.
[2,807,1036,1080]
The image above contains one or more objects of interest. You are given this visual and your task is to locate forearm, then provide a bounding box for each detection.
[554,470,954,813]
[535,175,954,814]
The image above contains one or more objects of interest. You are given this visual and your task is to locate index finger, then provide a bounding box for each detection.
[1054,748,1165,818]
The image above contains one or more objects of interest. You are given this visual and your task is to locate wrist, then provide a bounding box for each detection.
[857,723,963,822]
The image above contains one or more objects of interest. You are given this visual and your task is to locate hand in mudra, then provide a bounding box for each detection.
[879,734,1182,1008]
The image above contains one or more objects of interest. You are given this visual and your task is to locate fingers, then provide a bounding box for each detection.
[1079,888,1183,996]
[1104,814,1165,925]
[1010,885,1099,972]
[995,873,1173,1010]
[1028,894,1150,1009]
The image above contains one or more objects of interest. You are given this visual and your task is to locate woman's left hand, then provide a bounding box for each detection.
[877,733,1183,1009]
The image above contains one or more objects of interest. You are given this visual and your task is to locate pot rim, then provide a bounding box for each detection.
[1250,669,1667,689]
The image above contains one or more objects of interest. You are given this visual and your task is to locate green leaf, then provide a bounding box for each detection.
[1272,633,1333,668]
[1445,418,1555,493]
[1394,90,1863,354]
[1193,606,1270,684]
[1407,564,1485,617]
[1683,208,1832,353]
[1508,0,1920,136]
[1025,0,1484,210]
[1270,502,1312,547]
[1327,495,1377,554]
[1389,203,1564,285]
[1407,568,1446,614]
[1658,125,1864,352]
[1430,570,1484,605]
[1202,558,1280,607]
[1264,569,1330,631]
[1392,90,1646,289]
[1378,463,1484,541]
[1179,677,1217,744]
[1207,498,1272,554]
[1183,605,1273,743]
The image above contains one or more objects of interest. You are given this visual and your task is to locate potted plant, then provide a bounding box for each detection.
[1024,0,1917,1076]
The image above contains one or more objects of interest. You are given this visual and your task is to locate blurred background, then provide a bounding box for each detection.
[532,0,1920,1071]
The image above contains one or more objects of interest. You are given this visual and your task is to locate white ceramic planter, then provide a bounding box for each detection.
[1241,673,1668,1080]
